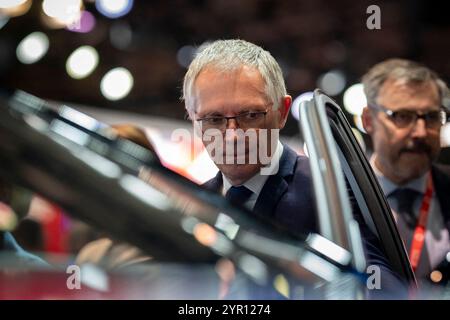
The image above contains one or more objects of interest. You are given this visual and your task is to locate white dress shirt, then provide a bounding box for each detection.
[222,141,284,211]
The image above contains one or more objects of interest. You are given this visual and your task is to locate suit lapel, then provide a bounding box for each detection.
[252,145,298,219]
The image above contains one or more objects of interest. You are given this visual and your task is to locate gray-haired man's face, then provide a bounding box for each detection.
[190,65,291,185]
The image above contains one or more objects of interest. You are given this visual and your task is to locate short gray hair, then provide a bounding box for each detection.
[182,39,287,114]
[362,58,449,109]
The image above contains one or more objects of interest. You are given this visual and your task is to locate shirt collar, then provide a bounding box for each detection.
[222,140,284,197]
[370,155,428,197]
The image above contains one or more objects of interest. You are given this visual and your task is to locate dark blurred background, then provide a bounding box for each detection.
[1,0,449,265]
[0,0,449,137]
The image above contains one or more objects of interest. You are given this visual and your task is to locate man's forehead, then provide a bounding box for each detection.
[377,78,440,108]
[195,64,262,83]
[193,66,269,111]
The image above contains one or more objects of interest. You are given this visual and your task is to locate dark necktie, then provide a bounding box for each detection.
[390,188,421,228]
[225,186,253,207]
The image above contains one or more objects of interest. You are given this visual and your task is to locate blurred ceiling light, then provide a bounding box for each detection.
[42,0,82,27]
[66,45,99,79]
[100,67,134,101]
[317,69,346,96]
[0,0,31,17]
[176,45,195,68]
[16,31,49,64]
[66,10,95,33]
[291,91,314,120]
[96,0,133,19]
[110,21,132,49]
[343,83,367,116]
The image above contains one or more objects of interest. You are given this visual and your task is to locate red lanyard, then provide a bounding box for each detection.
[408,172,434,272]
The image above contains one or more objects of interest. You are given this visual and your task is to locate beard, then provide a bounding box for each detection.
[389,140,439,183]
[399,139,433,155]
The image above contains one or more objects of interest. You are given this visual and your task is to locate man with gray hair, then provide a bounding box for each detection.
[183,39,407,297]
[362,58,450,282]
[183,39,315,232]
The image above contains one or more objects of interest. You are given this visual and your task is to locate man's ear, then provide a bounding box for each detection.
[278,95,292,128]
[362,106,374,135]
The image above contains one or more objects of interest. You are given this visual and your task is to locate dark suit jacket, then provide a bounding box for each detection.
[203,144,407,298]
[203,144,317,236]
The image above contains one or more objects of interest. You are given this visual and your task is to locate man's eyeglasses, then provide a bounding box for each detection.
[195,110,269,131]
[370,104,448,129]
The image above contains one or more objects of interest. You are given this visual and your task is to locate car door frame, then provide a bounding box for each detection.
[310,89,416,284]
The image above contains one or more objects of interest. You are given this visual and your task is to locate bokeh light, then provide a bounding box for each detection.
[0,0,31,17]
[42,0,82,27]
[193,223,217,247]
[66,45,99,79]
[343,83,367,116]
[291,91,314,121]
[66,10,95,33]
[317,70,346,96]
[100,67,134,101]
[176,45,195,68]
[16,31,49,64]
[430,270,443,283]
[96,0,133,19]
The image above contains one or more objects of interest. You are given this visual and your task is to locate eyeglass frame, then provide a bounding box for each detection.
[369,103,448,129]
[193,109,270,131]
